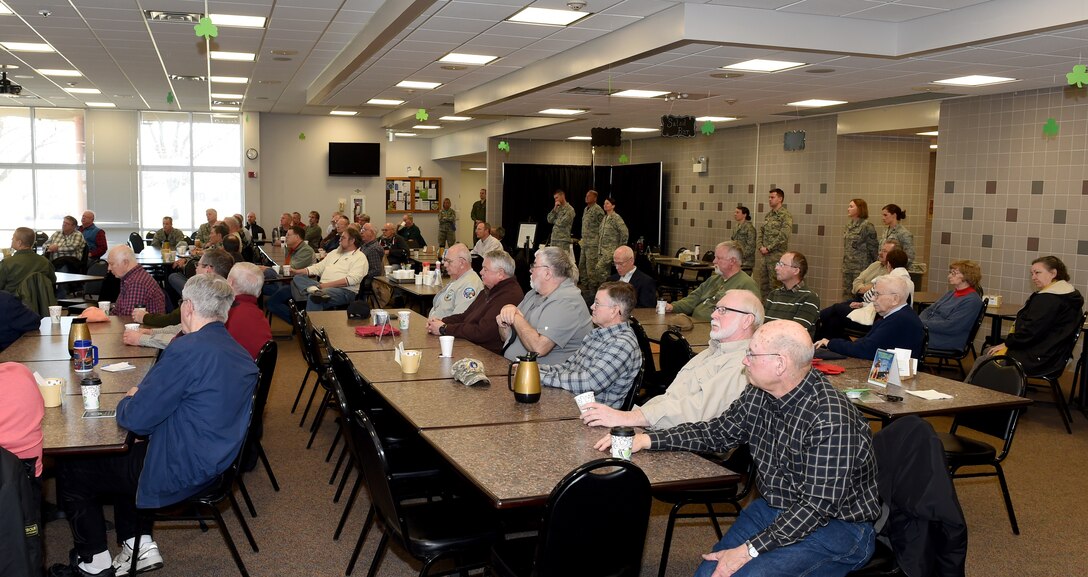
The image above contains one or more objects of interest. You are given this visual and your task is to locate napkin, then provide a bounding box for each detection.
[32,371,47,386]
[79,307,110,322]
[354,325,400,337]
[811,361,846,375]
[905,389,953,400]
[101,362,136,372]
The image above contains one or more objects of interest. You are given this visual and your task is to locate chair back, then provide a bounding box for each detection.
[955,355,1026,458]
[530,459,652,577]
[406,239,421,249]
[128,231,145,253]
[252,341,278,429]
[83,259,109,297]
[328,348,370,412]
[620,367,643,411]
[351,410,410,544]
[627,318,659,388]
[33,232,47,248]
[658,330,694,386]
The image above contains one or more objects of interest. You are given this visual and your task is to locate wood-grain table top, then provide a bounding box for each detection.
[0,334,160,362]
[18,358,154,395]
[35,316,137,336]
[42,392,129,456]
[346,345,509,383]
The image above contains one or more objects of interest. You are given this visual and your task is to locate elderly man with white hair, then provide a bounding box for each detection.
[428,243,482,319]
[606,245,656,308]
[106,244,166,316]
[815,274,924,359]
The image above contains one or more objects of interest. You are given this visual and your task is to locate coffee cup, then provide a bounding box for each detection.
[439,335,455,357]
[49,305,62,323]
[98,301,111,315]
[401,350,422,373]
[656,300,666,314]
[40,378,64,408]
[279,236,286,246]
[72,339,99,372]
[81,375,102,410]
[610,426,635,460]
[574,391,595,413]
[374,309,389,326]
[125,323,141,332]
[398,311,411,330]
[415,273,423,285]
[383,265,393,276]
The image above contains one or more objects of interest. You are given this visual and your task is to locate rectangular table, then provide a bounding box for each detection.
[56,272,105,284]
[35,316,135,336]
[346,343,507,381]
[312,309,440,351]
[373,275,447,314]
[19,358,154,395]
[422,419,739,509]
[0,334,160,362]
[42,392,129,456]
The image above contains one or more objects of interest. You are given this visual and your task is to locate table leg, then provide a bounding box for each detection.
[985,315,1004,347]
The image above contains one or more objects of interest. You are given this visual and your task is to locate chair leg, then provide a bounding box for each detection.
[334,474,364,540]
[256,443,279,492]
[657,502,684,577]
[334,459,354,503]
[207,502,252,577]
[291,368,312,414]
[346,506,377,576]
[329,445,349,485]
[237,475,257,518]
[994,464,1020,535]
[306,390,332,449]
[364,530,389,577]
[706,503,724,539]
[227,492,260,552]
[298,375,323,427]
[325,425,343,462]
[1048,377,1073,434]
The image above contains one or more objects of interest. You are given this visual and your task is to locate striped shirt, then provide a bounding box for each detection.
[763,281,821,336]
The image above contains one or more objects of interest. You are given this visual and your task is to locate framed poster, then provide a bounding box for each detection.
[351,195,366,223]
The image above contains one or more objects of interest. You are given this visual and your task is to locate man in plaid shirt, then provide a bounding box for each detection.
[106,245,167,317]
[611,320,880,577]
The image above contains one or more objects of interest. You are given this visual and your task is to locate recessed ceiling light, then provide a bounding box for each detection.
[0,3,12,15]
[330,110,357,116]
[210,92,243,99]
[539,108,586,115]
[613,89,669,98]
[916,130,938,136]
[930,144,939,149]
[787,99,847,107]
[38,69,81,77]
[567,136,592,140]
[210,76,248,84]
[722,59,805,73]
[397,80,441,90]
[439,53,497,65]
[210,51,255,62]
[86,102,115,108]
[621,127,658,133]
[211,106,239,112]
[65,87,101,94]
[507,7,591,26]
[208,14,267,28]
[468,167,487,171]
[394,132,417,137]
[695,116,737,122]
[413,125,441,130]
[439,116,472,121]
[368,98,404,106]
[932,75,1017,87]
[1,42,54,53]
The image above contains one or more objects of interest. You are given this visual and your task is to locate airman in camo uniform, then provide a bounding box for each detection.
[547,189,576,251]
[594,197,629,286]
[757,188,793,296]
[437,198,456,249]
[578,189,605,289]
[842,198,879,298]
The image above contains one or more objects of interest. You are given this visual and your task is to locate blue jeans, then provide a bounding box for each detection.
[693,498,875,577]
[290,275,356,312]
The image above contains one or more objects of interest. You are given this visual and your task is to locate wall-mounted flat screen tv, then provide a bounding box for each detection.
[329,142,380,176]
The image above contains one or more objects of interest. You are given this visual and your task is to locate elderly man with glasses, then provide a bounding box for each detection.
[427,250,524,354]
[427,243,482,320]
[106,245,166,317]
[665,241,760,320]
[606,245,656,308]
[815,274,924,360]
[763,251,821,337]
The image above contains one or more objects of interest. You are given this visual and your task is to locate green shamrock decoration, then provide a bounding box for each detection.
[299,132,306,140]
[415,108,429,121]
[618,154,630,164]
[245,114,249,123]
[194,17,218,40]
[1043,118,1059,137]
[497,140,510,152]
[1067,64,1088,88]
[701,120,715,136]
[166,91,174,104]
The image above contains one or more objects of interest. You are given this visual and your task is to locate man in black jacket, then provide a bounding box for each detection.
[0,291,42,352]
[607,246,656,308]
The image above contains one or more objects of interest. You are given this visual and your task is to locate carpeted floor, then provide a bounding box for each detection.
[42,336,1088,576]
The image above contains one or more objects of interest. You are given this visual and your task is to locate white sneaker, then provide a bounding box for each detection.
[112,541,164,576]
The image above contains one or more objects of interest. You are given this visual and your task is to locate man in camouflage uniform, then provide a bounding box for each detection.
[471,188,487,225]
[437,198,456,249]
[757,188,793,296]
[594,197,628,287]
[578,189,605,289]
[547,190,576,251]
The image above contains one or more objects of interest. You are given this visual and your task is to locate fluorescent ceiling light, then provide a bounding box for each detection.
[65,87,101,94]
[439,53,497,65]
[210,76,248,84]
[210,92,243,99]
[916,131,939,136]
[507,7,591,26]
[469,167,487,171]
[209,14,267,28]
[397,80,441,90]
[413,125,441,130]
[211,106,239,112]
[439,116,472,121]
[330,111,357,116]
[86,102,115,108]
[787,99,847,107]
[695,116,737,122]
[0,3,13,15]
[567,136,592,140]
[1,42,54,53]
[394,132,417,137]
[539,108,586,115]
[621,127,658,133]
[722,59,805,73]
[613,89,669,98]
[932,75,1017,87]
[368,98,404,106]
[930,144,938,149]
[38,69,81,77]
[210,51,255,62]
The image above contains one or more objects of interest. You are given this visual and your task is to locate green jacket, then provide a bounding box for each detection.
[0,250,55,294]
[671,271,760,321]
[758,207,793,255]
[547,203,576,247]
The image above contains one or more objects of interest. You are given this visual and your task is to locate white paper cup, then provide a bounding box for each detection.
[374,310,389,326]
[81,384,101,410]
[49,305,62,323]
[398,311,411,330]
[610,426,635,460]
[401,350,421,374]
[383,265,393,276]
[98,301,111,315]
[656,300,666,314]
[125,323,141,332]
[132,306,146,318]
[439,335,455,357]
[414,274,423,285]
[574,391,595,413]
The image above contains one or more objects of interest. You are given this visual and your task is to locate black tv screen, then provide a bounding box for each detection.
[329,142,380,176]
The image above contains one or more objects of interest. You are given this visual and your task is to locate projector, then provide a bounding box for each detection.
[0,71,22,96]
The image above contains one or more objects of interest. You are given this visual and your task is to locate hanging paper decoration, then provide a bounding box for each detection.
[701,120,715,136]
[1042,118,1059,137]
[166,92,174,104]
[497,140,510,152]
[299,132,306,140]
[194,17,218,40]
[618,154,630,164]
[1066,65,1088,88]
[245,114,250,123]
[415,108,429,121]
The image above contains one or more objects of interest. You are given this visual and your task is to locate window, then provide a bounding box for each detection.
[0,107,86,232]
[139,112,242,231]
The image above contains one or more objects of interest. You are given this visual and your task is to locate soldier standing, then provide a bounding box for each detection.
[578,190,605,288]
[757,188,793,296]
[471,188,487,225]
[547,189,576,251]
[841,198,878,298]
[437,198,456,249]
[731,206,756,275]
[594,197,629,287]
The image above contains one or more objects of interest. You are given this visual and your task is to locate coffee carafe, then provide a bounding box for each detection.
[68,317,90,355]
[508,352,541,403]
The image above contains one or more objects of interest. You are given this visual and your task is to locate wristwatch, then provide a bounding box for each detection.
[439,324,447,336]
[746,541,759,559]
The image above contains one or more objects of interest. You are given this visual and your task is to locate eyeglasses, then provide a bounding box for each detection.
[530,265,550,272]
[948,269,962,276]
[775,261,798,268]
[591,301,618,309]
[442,257,466,265]
[713,305,753,317]
[745,349,782,361]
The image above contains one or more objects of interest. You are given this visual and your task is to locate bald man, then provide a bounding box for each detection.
[607,246,656,307]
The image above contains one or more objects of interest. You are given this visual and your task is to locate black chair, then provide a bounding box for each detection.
[287,302,322,417]
[658,329,695,387]
[346,410,498,576]
[937,354,1026,534]
[491,458,651,577]
[236,341,280,518]
[620,367,644,411]
[144,231,154,241]
[923,301,987,379]
[1022,311,1085,434]
[303,326,338,449]
[629,318,663,404]
[655,446,755,577]
[128,231,145,253]
[33,231,48,248]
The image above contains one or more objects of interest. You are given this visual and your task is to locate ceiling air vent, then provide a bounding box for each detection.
[563,87,617,96]
[169,74,207,82]
[145,10,203,24]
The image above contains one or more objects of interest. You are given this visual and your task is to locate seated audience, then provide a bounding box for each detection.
[499,247,592,365]
[763,251,820,337]
[244,212,265,242]
[379,222,410,265]
[607,246,656,308]
[427,250,524,354]
[79,211,108,260]
[428,243,482,319]
[920,260,984,350]
[133,249,234,327]
[397,214,426,247]
[537,282,641,408]
[665,241,760,320]
[150,217,185,250]
[582,289,763,429]
[817,245,911,340]
[270,213,292,245]
[470,222,503,258]
[816,274,924,359]
[359,223,383,282]
[267,228,368,320]
[305,211,323,250]
[0,227,55,295]
[322,216,349,253]
[193,208,217,246]
[106,245,166,317]
[46,216,87,273]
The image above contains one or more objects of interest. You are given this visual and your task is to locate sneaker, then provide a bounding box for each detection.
[48,550,116,577]
[309,290,330,304]
[112,541,164,576]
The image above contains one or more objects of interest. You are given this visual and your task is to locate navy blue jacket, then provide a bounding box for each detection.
[608,268,658,308]
[117,321,257,508]
[828,305,924,360]
[0,291,40,353]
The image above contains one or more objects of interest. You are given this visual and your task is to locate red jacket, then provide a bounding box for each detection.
[225,294,272,359]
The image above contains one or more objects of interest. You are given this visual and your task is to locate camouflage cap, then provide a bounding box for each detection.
[451,358,490,386]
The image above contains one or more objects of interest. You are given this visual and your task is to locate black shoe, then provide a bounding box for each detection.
[49,550,117,577]
[309,290,330,304]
